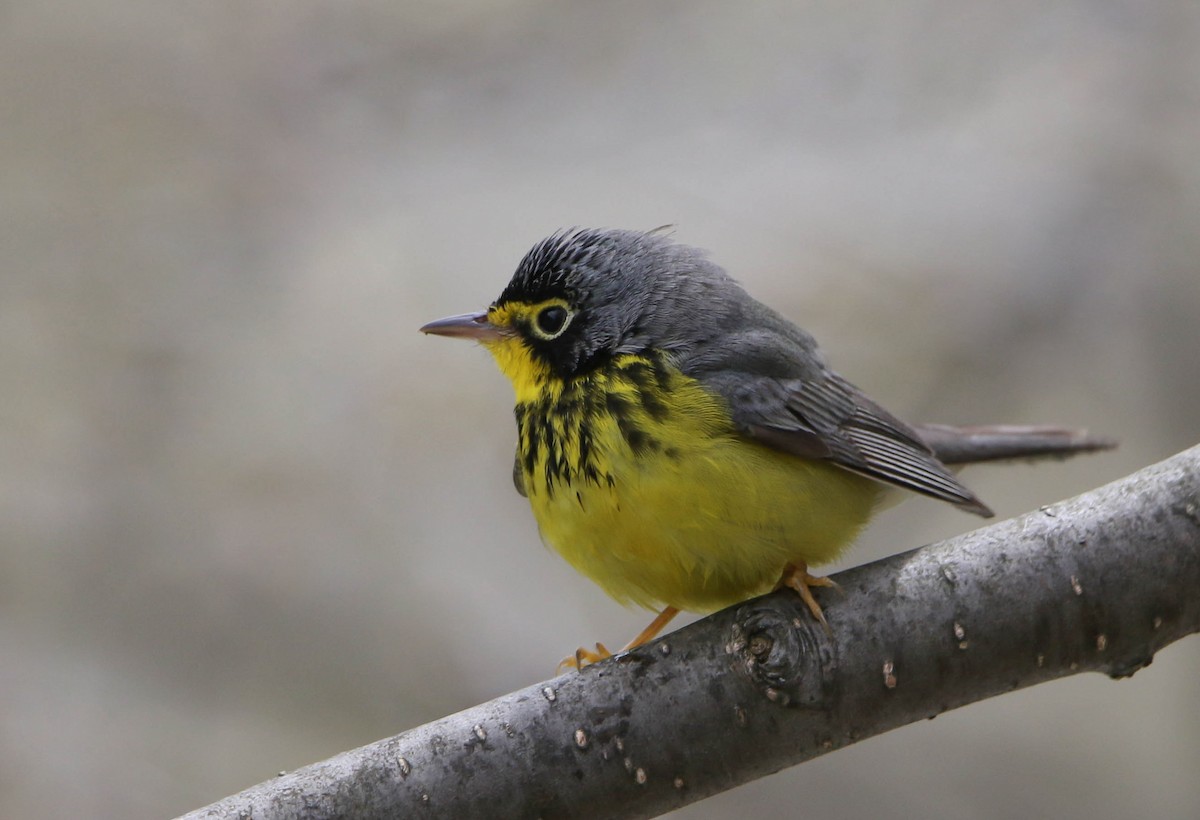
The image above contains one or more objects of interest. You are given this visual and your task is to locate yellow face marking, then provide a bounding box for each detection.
[481,300,566,404]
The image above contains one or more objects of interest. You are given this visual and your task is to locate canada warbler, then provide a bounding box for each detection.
[421,227,1112,667]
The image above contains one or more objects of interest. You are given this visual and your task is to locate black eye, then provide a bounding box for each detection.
[535,305,569,337]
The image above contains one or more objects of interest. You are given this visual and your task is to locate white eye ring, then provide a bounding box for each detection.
[531,303,573,340]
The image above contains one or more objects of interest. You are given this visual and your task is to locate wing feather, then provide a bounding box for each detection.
[681,329,993,517]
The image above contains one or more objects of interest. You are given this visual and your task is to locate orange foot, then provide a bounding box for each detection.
[776,562,840,633]
[558,606,680,672]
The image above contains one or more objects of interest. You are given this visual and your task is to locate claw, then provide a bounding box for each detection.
[777,562,837,634]
[558,643,611,673]
[556,606,680,672]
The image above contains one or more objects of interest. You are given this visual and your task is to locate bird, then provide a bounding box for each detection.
[420,227,1113,668]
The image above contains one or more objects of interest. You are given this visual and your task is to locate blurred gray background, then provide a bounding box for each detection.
[3,1,1198,817]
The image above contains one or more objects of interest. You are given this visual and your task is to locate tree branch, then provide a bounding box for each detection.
[183,446,1200,820]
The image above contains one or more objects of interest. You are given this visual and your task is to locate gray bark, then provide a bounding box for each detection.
[182,445,1200,820]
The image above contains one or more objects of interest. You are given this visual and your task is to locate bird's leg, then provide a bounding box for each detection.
[776,562,839,633]
[621,605,680,651]
[558,606,680,672]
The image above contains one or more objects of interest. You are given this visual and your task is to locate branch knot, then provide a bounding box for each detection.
[726,596,837,708]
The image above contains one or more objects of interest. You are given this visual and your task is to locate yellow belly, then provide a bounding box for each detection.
[514,354,882,613]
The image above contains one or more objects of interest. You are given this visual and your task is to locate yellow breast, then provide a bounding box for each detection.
[490,341,881,613]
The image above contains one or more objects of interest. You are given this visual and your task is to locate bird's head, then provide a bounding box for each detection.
[421,228,738,400]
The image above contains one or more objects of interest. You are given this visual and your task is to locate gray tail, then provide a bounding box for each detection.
[915,424,1117,466]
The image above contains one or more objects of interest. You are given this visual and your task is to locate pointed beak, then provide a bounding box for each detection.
[419,311,506,342]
